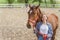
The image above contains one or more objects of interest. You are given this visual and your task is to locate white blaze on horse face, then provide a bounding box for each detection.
[30,10,32,14]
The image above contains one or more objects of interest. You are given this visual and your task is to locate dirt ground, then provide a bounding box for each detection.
[0,7,59,40]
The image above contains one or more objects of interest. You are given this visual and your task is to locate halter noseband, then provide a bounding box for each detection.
[28,16,38,26]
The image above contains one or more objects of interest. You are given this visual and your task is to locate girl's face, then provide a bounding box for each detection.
[42,15,47,21]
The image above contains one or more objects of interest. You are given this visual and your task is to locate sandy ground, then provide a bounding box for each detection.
[0,7,59,40]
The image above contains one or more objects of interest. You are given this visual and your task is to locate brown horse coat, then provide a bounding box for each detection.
[27,5,58,40]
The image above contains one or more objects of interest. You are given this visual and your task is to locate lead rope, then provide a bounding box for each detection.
[44,37,46,40]
[43,34,47,40]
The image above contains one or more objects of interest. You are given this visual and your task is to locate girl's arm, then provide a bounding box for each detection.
[47,24,53,38]
[34,22,42,34]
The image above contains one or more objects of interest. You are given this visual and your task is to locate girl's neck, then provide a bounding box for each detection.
[43,21,47,24]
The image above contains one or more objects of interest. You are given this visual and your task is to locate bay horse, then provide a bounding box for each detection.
[27,5,58,40]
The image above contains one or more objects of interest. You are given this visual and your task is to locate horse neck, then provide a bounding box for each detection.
[34,8,43,24]
[37,9,43,22]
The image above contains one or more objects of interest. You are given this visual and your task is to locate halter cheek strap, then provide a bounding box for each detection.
[28,19,35,25]
[28,16,39,26]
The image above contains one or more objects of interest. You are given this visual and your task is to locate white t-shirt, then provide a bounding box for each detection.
[40,24,48,34]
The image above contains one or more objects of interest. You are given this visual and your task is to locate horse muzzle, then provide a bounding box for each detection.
[27,19,36,28]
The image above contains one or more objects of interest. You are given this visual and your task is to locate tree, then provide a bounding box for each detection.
[25,0,28,3]
[32,0,42,6]
[7,0,14,7]
[38,0,42,5]
[17,0,25,3]
[45,0,47,7]
[25,0,28,7]
[7,0,14,4]
[50,0,56,7]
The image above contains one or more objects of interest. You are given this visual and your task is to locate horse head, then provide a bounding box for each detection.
[27,5,43,29]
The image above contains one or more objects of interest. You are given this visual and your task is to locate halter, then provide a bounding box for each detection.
[28,16,39,26]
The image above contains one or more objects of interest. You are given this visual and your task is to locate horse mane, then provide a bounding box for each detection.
[39,8,42,14]
[37,7,43,22]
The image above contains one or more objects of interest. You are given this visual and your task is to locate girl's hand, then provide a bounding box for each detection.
[43,34,47,40]
[43,34,47,38]
[38,32,43,35]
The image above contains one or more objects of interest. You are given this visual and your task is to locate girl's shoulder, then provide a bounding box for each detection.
[36,22,42,26]
[47,22,52,26]
[47,22,52,28]
[36,22,43,29]
[37,21,42,24]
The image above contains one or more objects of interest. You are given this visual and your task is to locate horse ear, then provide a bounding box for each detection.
[36,4,40,8]
[29,4,31,8]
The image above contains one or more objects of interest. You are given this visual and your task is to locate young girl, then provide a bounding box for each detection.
[34,15,53,40]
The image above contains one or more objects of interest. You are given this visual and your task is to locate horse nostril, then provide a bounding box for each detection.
[26,23,31,29]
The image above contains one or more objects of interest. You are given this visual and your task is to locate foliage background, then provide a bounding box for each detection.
[0,0,60,8]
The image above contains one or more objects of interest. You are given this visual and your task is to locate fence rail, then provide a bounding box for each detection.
[0,4,25,8]
[0,4,60,8]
